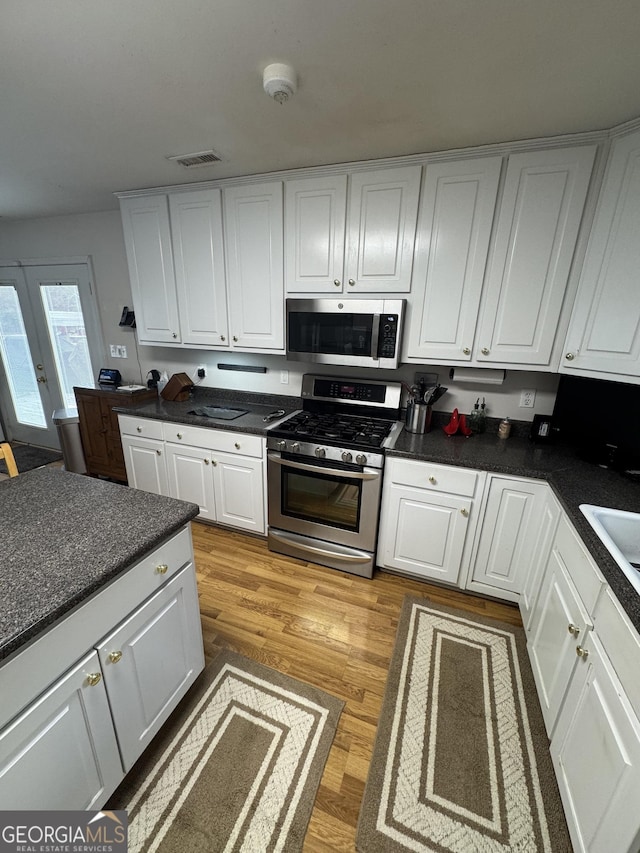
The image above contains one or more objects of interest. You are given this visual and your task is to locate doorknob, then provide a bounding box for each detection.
[36,363,43,370]
[37,376,47,383]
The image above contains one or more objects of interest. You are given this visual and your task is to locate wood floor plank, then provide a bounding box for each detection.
[190,521,522,851]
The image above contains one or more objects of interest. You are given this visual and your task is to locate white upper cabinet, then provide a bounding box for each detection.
[169,188,229,348]
[345,166,421,292]
[476,145,596,367]
[285,175,347,293]
[285,166,421,294]
[224,181,285,351]
[120,195,181,344]
[562,128,640,381]
[404,156,502,362]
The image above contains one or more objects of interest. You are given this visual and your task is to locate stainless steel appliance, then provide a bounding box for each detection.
[286,298,406,370]
[267,374,403,578]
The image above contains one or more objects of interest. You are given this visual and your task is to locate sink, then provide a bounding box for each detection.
[580,505,640,594]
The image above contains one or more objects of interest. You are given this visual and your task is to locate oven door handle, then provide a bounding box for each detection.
[268,453,379,481]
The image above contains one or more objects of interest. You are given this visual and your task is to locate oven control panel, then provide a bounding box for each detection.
[266,437,385,470]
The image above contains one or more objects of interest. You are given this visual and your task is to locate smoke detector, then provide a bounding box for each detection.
[263,63,297,104]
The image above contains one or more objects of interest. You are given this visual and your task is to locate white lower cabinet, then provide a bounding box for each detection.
[0,651,123,810]
[119,415,267,535]
[551,629,640,853]
[467,475,549,602]
[0,527,204,809]
[377,459,483,585]
[520,489,561,632]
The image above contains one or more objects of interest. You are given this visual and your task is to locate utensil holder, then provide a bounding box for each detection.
[405,400,432,434]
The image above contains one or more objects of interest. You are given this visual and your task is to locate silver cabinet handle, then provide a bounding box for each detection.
[460,508,469,517]
[576,646,589,659]
[463,347,470,355]
[348,279,355,286]
[568,623,580,637]
[481,347,490,355]
[565,352,575,361]
[136,426,142,433]
[334,279,341,287]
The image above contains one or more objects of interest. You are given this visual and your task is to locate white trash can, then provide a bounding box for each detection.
[52,408,87,474]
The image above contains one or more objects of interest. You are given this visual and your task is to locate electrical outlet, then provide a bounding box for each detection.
[109,344,118,357]
[197,365,206,379]
[280,370,289,384]
[520,389,536,408]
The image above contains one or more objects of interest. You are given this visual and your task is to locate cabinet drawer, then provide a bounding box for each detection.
[387,458,479,497]
[595,588,640,716]
[118,415,164,440]
[555,516,605,614]
[163,422,263,457]
[129,525,192,588]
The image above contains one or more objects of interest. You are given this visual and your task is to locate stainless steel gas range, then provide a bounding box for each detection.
[266,374,403,578]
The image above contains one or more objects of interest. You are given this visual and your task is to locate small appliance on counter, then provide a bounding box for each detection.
[98,368,121,388]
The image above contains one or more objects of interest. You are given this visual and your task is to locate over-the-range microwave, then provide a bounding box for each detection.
[286,298,405,370]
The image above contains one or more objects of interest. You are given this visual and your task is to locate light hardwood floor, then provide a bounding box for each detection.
[192,521,523,852]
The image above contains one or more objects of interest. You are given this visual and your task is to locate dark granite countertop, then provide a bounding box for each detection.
[0,467,199,662]
[113,386,302,435]
[389,428,640,633]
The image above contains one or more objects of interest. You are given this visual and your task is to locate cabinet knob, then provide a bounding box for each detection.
[172,332,178,339]
[568,623,580,637]
[177,432,182,439]
[221,335,226,341]
[348,279,355,286]
[204,458,210,465]
[334,279,341,287]
[460,508,469,517]
[565,352,575,361]
[155,563,169,575]
[233,336,238,342]
[137,426,142,432]
[576,645,589,659]
[212,459,217,466]
[108,650,123,664]
[481,347,490,356]
[235,442,240,449]
[156,449,161,456]
[86,672,102,686]
[428,475,436,484]
[463,347,471,355]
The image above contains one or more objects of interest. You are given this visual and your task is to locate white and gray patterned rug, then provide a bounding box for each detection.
[357,596,572,852]
[107,649,343,852]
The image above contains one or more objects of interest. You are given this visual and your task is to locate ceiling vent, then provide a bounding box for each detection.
[167,150,222,169]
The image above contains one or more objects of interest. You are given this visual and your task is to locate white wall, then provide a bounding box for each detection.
[0,210,559,421]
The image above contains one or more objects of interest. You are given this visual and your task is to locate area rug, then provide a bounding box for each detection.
[356,596,572,852]
[0,442,62,474]
[107,649,344,853]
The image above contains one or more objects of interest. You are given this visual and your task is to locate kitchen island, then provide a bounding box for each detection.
[0,467,203,809]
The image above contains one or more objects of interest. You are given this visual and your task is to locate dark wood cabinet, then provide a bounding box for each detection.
[74,386,157,482]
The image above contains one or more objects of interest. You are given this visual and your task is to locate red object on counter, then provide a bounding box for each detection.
[443,408,472,437]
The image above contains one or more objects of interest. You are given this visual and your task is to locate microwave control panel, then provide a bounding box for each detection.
[378,314,399,359]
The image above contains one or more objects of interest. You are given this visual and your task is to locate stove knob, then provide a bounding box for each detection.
[315,447,326,458]
[277,440,287,450]
[291,442,300,453]
[341,451,353,463]
[355,453,367,465]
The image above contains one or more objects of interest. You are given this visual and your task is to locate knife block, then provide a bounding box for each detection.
[160,372,193,402]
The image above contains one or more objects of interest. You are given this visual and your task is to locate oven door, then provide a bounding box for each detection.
[267,452,382,551]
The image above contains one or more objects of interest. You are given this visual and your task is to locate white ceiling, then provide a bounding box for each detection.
[2,0,640,220]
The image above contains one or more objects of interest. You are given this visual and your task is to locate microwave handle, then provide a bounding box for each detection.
[370,314,381,359]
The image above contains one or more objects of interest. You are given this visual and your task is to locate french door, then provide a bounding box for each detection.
[0,262,103,449]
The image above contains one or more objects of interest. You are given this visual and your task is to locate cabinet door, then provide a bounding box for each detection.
[563,129,640,380]
[212,450,265,534]
[75,390,110,474]
[96,564,204,771]
[120,195,181,344]
[477,145,596,366]
[406,156,502,362]
[378,483,472,584]
[520,491,561,632]
[528,546,592,735]
[285,174,347,293]
[0,651,123,809]
[224,182,284,351]
[165,442,216,521]
[345,166,421,292]
[121,434,168,495]
[551,631,640,853]
[169,188,229,348]
[469,476,549,602]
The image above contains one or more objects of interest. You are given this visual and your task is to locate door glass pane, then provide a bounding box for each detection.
[282,468,361,530]
[40,282,95,407]
[0,286,47,427]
